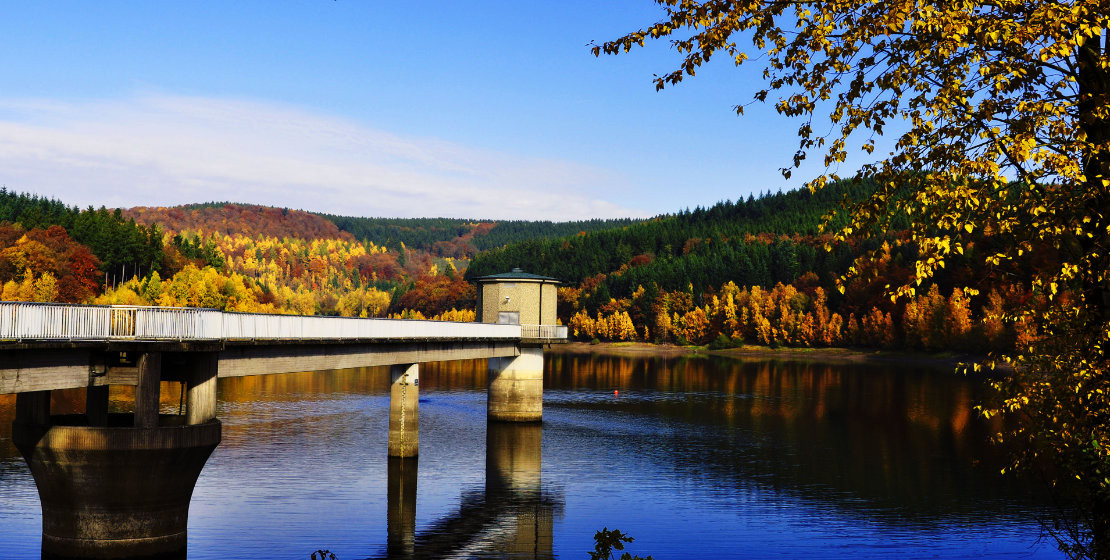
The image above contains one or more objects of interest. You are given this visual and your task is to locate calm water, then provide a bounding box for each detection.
[0,352,1064,559]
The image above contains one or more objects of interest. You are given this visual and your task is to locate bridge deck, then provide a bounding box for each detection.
[0,302,545,342]
[0,302,566,395]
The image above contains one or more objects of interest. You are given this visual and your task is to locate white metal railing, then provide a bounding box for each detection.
[521,324,568,340]
[0,302,539,342]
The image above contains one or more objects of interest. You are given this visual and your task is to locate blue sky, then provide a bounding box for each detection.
[0,1,866,220]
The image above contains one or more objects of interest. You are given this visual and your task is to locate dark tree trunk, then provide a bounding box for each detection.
[1076,29,1110,560]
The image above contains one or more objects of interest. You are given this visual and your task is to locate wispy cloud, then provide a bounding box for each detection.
[0,94,647,220]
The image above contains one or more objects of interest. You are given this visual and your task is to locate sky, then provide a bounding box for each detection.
[0,1,872,220]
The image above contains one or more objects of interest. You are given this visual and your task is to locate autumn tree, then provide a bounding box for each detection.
[597,2,1110,555]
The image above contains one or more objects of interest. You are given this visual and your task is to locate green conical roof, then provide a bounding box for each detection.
[473,268,559,282]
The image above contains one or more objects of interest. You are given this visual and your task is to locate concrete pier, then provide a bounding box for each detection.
[87,385,109,427]
[389,364,419,457]
[185,352,219,425]
[487,347,544,422]
[13,414,221,559]
[387,457,418,559]
[11,352,222,559]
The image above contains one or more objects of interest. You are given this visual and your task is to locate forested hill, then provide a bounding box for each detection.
[317,214,643,256]
[0,188,164,282]
[466,180,877,290]
[125,203,353,241]
[124,202,642,258]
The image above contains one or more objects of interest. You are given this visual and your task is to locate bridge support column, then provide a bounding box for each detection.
[387,456,418,559]
[186,352,218,425]
[135,352,161,428]
[12,351,222,560]
[487,347,543,422]
[87,385,109,427]
[388,364,419,457]
[16,390,51,426]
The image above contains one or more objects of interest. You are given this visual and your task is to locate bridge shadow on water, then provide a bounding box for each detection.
[371,422,562,560]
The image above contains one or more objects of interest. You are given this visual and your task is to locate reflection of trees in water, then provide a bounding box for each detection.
[546,353,1041,523]
[210,364,493,449]
[0,353,1044,542]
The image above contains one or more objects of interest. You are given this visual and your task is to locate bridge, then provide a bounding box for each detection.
[1,270,566,559]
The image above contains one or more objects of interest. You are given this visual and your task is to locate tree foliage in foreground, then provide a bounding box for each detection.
[597,2,1110,557]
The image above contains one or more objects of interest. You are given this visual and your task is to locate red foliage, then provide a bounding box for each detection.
[349,252,401,282]
[123,203,353,241]
[0,222,101,302]
[396,275,475,317]
[629,253,654,268]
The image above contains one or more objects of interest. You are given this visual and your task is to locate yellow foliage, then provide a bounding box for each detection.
[598,6,1110,530]
[2,270,35,302]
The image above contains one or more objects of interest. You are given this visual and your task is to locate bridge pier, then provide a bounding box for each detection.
[87,385,109,427]
[185,351,219,425]
[487,347,543,423]
[12,351,222,559]
[389,364,419,457]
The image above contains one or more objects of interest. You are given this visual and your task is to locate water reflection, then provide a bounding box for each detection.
[0,352,1061,559]
[386,457,417,558]
[376,423,559,560]
[544,353,1033,522]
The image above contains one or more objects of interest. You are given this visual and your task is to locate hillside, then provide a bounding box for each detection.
[125,202,645,259]
[466,180,879,288]
[125,203,352,241]
[0,188,164,288]
[317,213,643,257]
[0,185,1031,356]
[465,180,1026,354]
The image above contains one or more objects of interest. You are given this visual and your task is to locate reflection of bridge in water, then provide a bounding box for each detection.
[0,276,565,559]
[378,423,560,560]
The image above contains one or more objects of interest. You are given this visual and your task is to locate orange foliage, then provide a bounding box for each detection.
[125,203,352,241]
[397,275,475,317]
[0,223,101,302]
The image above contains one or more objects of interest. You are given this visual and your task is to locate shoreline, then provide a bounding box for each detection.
[546,341,977,369]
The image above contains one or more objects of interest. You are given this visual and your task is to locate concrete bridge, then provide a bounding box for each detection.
[0,273,566,559]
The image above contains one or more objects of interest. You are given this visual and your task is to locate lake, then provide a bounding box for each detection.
[0,350,1064,559]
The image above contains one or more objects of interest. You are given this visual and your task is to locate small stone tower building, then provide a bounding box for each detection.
[473,268,559,325]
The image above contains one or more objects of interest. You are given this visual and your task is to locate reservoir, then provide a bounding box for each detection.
[0,351,1063,559]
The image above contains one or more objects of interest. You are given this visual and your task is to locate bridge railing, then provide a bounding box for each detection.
[0,302,117,341]
[0,302,525,342]
[219,311,520,340]
[521,324,567,340]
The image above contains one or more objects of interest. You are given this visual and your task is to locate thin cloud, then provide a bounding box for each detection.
[0,94,648,220]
